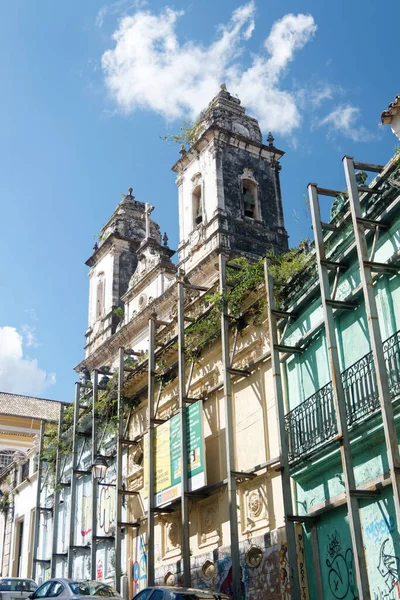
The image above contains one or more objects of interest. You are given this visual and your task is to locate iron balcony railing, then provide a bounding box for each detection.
[285,329,400,461]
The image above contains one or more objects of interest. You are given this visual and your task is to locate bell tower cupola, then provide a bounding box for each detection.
[84,189,161,356]
[172,85,288,273]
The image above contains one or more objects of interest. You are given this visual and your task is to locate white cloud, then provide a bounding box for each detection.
[319,104,375,142]
[0,326,55,396]
[101,4,317,135]
[96,0,147,29]
[21,324,38,348]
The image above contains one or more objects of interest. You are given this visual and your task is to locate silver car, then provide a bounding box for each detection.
[0,578,38,600]
[28,580,121,599]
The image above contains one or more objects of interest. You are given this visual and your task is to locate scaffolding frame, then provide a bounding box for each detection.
[264,258,301,600]
[343,156,400,529]
[67,383,81,578]
[50,404,65,577]
[32,419,45,580]
[308,182,370,599]
[55,254,287,597]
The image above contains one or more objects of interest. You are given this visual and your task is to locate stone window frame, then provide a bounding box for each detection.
[240,169,260,221]
[191,173,204,228]
[96,272,105,320]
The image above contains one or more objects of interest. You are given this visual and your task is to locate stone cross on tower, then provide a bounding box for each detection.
[145,203,154,239]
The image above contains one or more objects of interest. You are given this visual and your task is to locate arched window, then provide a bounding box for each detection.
[242,179,258,219]
[192,184,203,226]
[96,275,105,319]
[191,173,203,228]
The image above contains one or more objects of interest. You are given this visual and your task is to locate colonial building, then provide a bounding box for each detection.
[264,103,400,599]
[36,87,294,600]
[0,393,61,581]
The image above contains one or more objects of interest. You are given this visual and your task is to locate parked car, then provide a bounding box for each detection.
[0,578,38,600]
[132,588,230,600]
[28,580,121,599]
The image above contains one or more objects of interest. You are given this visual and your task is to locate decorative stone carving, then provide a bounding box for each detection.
[164,572,176,586]
[241,478,268,534]
[248,489,263,519]
[163,517,181,559]
[201,560,215,580]
[198,501,220,548]
[204,506,217,533]
[245,546,263,568]
[166,521,178,548]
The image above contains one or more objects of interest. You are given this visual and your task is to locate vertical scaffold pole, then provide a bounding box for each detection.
[177,278,191,586]
[309,183,370,600]
[51,404,65,577]
[264,258,300,600]
[91,370,98,580]
[147,316,156,586]
[32,419,45,580]
[68,383,81,578]
[219,254,241,600]
[343,156,400,528]
[115,348,125,593]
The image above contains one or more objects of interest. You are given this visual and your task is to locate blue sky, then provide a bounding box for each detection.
[0,0,399,402]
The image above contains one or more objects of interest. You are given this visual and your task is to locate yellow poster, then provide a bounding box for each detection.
[143,423,171,495]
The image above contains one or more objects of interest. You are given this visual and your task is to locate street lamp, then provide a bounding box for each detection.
[92,454,108,482]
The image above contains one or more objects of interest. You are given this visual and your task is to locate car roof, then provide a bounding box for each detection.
[0,579,36,581]
[143,589,228,597]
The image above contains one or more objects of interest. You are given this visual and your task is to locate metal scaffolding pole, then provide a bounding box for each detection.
[264,258,300,600]
[343,155,400,528]
[177,278,191,586]
[32,419,45,580]
[51,404,65,577]
[91,370,98,580]
[219,254,241,600]
[67,383,81,578]
[309,183,371,600]
[147,317,156,586]
[115,348,125,593]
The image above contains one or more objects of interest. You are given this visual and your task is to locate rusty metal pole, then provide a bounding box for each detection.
[91,370,98,580]
[32,419,45,580]
[147,318,156,586]
[309,183,370,600]
[177,279,191,586]
[51,404,65,577]
[219,254,241,600]
[67,383,81,578]
[115,348,125,592]
[264,258,300,600]
[343,155,400,529]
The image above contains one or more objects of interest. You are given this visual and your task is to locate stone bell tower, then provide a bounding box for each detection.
[172,85,288,274]
[84,189,162,356]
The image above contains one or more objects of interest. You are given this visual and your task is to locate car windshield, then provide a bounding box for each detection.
[0,580,38,592]
[68,582,117,597]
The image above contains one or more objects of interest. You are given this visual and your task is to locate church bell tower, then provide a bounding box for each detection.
[172,86,288,274]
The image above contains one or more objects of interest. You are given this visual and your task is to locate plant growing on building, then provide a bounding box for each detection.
[160,110,206,149]
[0,490,10,514]
[113,307,124,319]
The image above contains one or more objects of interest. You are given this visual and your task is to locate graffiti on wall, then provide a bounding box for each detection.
[279,542,290,600]
[376,539,400,598]
[98,476,116,535]
[325,530,358,600]
[81,495,92,538]
[365,517,396,544]
[97,559,104,581]
[295,524,309,600]
[132,535,147,595]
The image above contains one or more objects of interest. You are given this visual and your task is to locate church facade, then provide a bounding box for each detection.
[66,87,292,600]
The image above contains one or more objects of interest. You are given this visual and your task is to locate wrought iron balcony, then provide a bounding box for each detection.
[285,329,400,462]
